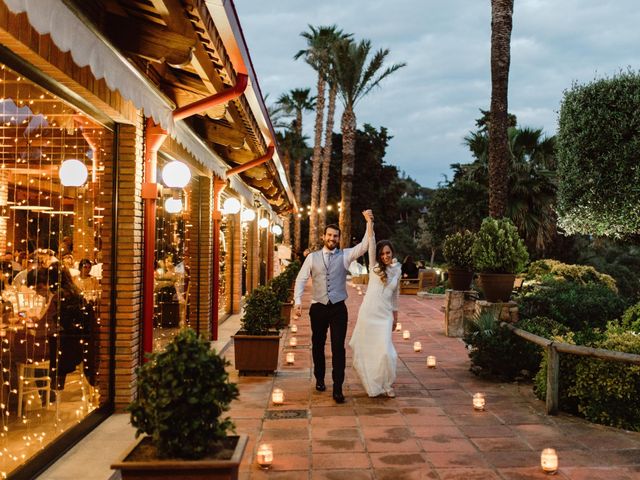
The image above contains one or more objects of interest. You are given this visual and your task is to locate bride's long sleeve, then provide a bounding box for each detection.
[367,222,376,276]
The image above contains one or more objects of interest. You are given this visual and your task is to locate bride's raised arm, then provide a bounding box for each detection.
[367,219,376,274]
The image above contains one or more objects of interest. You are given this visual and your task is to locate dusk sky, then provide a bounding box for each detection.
[234,1,640,188]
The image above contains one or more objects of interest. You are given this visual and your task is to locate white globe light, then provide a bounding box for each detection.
[59,159,88,187]
[241,209,256,222]
[271,224,283,235]
[162,160,191,188]
[164,197,183,214]
[223,197,241,215]
[258,218,269,229]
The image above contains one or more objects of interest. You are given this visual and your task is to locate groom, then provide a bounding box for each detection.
[293,210,374,403]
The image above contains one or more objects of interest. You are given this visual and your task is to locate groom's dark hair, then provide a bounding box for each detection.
[324,224,341,236]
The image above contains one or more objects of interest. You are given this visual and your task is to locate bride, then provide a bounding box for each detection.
[349,225,401,398]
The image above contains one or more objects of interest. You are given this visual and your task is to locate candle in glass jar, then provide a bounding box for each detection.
[426,355,437,368]
[472,393,485,411]
[271,388,284,405]
[290,324,298,333]
[540,448,558,474]
[286,352,295,365]
[413,341,422,352]
[395,322,402,332]
[256,443,273,469]
[289,337,297,347]
[402,330,411,340]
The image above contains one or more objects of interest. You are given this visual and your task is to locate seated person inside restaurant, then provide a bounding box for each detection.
[27,263,95,390]
[74,258,101,301]
[401,255,420,278]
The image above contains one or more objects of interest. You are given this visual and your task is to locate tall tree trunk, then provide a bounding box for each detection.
[293,110,303,257]
[488,0,514,218]
[339,107,356,249]
[308,74,326,249]
[282,148,292,246]
[319,82,337,236]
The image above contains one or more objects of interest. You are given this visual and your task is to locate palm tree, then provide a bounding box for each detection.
[318,78,337,236]
[488,0,514,218]
[276,88,315,254]
[295,25,352,249]
[462,126,557,256]
[332,38,406,247]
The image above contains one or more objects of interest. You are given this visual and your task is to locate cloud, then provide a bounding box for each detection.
[234,0,640,188]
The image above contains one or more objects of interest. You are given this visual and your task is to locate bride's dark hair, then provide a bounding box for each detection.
[373,240,395,283]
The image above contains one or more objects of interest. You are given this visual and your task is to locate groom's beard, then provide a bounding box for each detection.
[324,240,338,250]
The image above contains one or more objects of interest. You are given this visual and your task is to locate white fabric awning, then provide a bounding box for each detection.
[228,175,254,205]
[3,0,228,179]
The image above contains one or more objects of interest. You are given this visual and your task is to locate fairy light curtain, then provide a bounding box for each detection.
[0,62,111,477]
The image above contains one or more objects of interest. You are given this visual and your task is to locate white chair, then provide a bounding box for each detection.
[17,361,51,417]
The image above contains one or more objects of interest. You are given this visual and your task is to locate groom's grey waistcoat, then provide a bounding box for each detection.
[310,249,348,305]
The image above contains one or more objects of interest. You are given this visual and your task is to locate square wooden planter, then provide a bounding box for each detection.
[232,331,282,375]
[111,434,248,480]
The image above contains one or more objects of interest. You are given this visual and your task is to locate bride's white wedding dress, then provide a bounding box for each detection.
[349,234,400,397]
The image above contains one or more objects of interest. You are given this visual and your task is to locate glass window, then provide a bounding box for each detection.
[152,158,191,351]
[0,62,112,477]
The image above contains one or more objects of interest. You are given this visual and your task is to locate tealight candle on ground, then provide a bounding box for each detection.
[256,443,273,469]
[395,323,402,332]
[290,324,298,333]
[271,388,284,405]
[540,448,558,474]
[285,352,295,365]
[472,392,486,411]
[402,330,411,339]
[413,341,422,352]
[426,355,437,368]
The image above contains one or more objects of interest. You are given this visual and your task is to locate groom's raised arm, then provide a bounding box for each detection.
[344,210,374,266]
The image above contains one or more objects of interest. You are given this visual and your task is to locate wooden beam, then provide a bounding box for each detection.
[105,13,195,66]
[190,117,245,149]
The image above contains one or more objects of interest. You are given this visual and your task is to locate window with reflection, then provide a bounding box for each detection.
[152,158,191,352]
[218,217,229,318]
[0,63,112,476]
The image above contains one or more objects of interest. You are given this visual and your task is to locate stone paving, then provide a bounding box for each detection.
[228,283,640,480]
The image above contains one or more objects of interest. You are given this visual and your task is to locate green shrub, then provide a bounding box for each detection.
[268,274,291,303]
[241,285,284,335]
[526,259,617,292]
[128,328,238,459]
[621,301,640,333]
[463,309,531,379]
[516,316,571,375]
[472,217,529,274]
[569,328,640,431]
[518,280,626,332]
[533,334,582,415]
[443,230,476,270]
[557,70,640,237]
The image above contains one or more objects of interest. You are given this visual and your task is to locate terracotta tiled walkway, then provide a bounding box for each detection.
[226,282,640,480]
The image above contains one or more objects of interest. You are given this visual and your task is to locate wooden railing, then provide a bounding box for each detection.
[501,322,640,415]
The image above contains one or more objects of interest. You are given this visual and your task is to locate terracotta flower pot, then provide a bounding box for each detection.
[112,434,248,480]
[447,268,474,291]
[478,273,516,302]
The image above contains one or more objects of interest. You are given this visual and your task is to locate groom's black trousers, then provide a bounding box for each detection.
[309,300,348,391]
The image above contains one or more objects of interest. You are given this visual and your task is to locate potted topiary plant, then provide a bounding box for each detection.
[232,284,285,374]
[269,272,293,326]
[111,328,247,479]
[443,230,476,290]
[472,217,529,302]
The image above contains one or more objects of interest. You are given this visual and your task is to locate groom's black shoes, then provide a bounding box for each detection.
[332,389,345,404]
[315,381,326,392]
